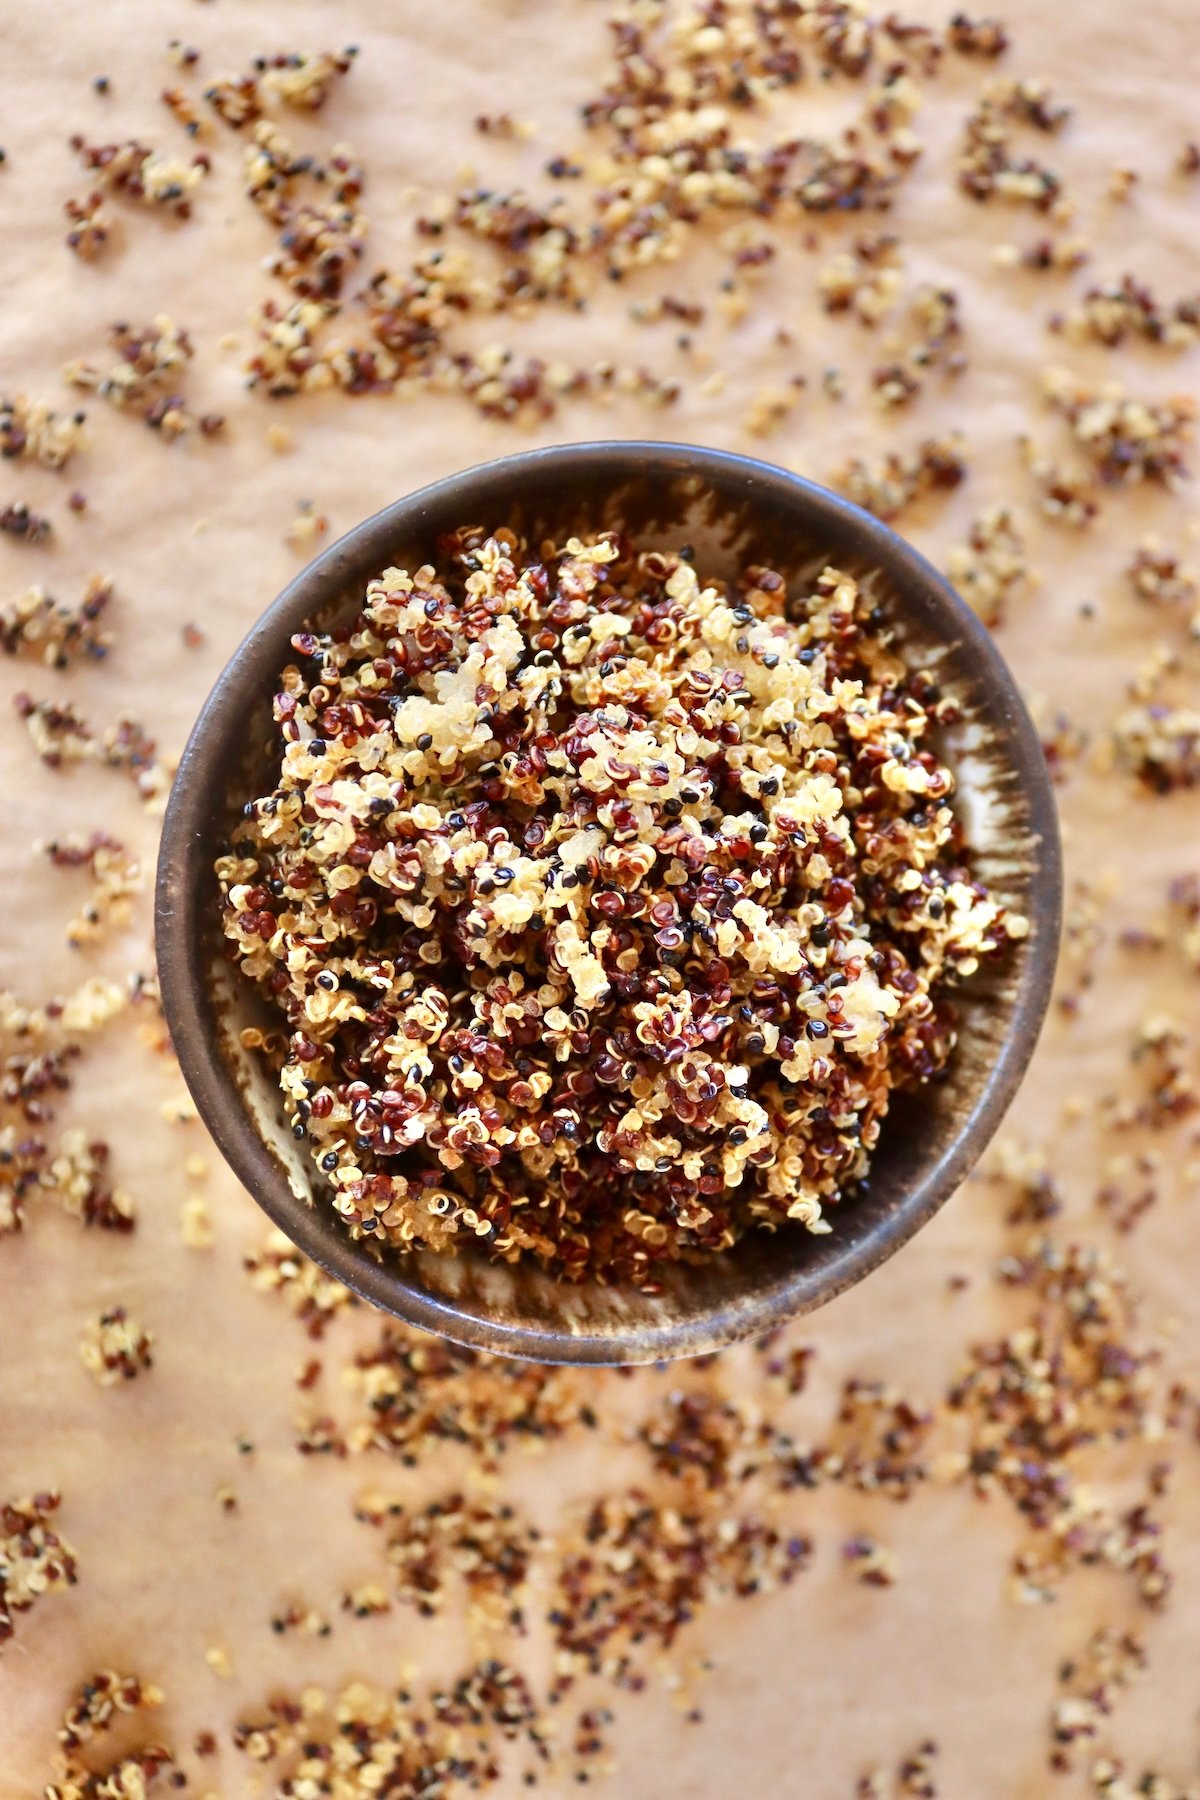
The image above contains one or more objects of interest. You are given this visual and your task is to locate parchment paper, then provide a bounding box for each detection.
[1,2,1199,1794]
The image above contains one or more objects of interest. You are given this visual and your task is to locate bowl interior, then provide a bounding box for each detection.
[157,443,1061,1364]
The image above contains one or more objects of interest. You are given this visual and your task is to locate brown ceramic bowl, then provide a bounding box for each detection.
[156,442,1061,1365]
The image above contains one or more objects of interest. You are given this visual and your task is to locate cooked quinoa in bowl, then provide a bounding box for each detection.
[159,441,1060,1361]
[216,522,1027,1289]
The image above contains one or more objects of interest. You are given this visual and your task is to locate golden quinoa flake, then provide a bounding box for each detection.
[218,529,1022,1285]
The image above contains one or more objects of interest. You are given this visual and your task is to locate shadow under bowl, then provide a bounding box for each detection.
[156,441,1062,1365]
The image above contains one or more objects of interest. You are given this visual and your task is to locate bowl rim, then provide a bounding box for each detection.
[155,439,1062,1365]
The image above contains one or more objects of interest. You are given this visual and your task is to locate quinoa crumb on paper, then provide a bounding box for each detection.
[79,1306,154,1385]
[0,1494,78,1649]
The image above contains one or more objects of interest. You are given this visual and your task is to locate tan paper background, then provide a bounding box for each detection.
[1,1,1198,1793]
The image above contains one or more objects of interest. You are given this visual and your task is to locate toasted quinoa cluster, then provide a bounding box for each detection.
[217,530,1025,1285]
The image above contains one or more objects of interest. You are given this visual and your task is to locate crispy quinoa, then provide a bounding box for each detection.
[945,507,1028,628]
[0,577,113,669]
[1041,368,1195,490]
[0,501,52,545]
[244,1226,357,1336]
[79,1306,154,1386]
[0,1493,78,1648]
[833,436,966,521]
[0,396,87,468]
[549,1490,809,1692]
[342,1320,587,1465]
[218,530,1023,1285]
[65,318,223,439]
[67,136,209,220]
[354,1488,539,1630]
[1049,1628,1146,1774]
[40,830,140,947]
[47,1671,176,1800]
[232,1663,548,1793]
